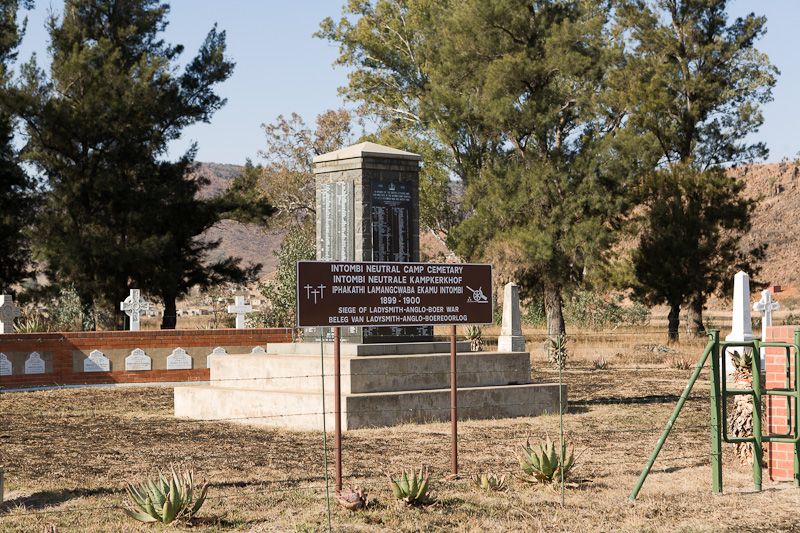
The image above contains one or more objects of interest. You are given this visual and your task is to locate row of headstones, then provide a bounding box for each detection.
[0,345,267,376]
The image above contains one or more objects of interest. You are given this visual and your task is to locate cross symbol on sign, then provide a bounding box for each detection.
[120,289,151,331]
[304,284,327,304]
[0,294,22,334]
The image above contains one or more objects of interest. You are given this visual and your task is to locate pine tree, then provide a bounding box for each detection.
[616,0,776,340]
[0,0,35,292]
[16,0,271,329]
[320,0,630,336]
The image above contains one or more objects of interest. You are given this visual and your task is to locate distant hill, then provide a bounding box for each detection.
[733,160,800,305]
[196,160,800,304]
[193,162,285,279]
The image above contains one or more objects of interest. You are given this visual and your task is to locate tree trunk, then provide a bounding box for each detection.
[80,296,96,331]
[544,281,566,337]
[161,294,177,329]
[685,294,706,337]
[667,303,680,344]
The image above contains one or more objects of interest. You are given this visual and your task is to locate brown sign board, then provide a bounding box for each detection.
[296,261,493,328]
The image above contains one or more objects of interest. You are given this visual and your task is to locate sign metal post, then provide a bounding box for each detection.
[450,324,458,476]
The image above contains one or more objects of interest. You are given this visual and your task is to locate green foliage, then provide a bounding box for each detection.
[319,0,634,338]
[0,0,36,291]
[386,467,434,506]
[519,436,575,484]
[615,1,776,339]
[251,227,315,328]
[47,285,83,332]
[123,465,208,525]
[16,0,270,329]
[563,291,650,330]
[257,110,353,227]
[471,472,507,492]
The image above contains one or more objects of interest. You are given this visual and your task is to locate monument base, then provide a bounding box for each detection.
[174,342,564,431]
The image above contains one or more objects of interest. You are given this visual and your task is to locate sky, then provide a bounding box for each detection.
[15,0,800,166]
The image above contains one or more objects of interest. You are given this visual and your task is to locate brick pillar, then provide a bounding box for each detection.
[765,325,797,481]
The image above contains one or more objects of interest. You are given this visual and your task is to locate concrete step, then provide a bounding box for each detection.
[265,341,472,356]
[174,382,564,431]
[209,352,533,394]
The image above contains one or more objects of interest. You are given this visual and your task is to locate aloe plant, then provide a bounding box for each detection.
[471,472,508,492]
[387,467,434,506]
[519,436,574,483]
[123,465,209,524]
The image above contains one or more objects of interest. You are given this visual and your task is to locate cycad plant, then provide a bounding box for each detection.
[466,325,483,351]
[471,472,508,492]
[387,467,434,506]
[519,436,575,483]
[123,465,209,524]
[728,349,754,463]
[546,334,568,370]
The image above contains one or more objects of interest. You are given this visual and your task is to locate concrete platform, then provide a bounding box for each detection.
[174,383,564,430]
[174,342,564,431]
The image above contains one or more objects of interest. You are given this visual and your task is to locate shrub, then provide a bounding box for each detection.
[249,226,314,328]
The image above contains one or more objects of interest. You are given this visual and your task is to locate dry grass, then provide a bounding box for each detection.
[2,336,800,532]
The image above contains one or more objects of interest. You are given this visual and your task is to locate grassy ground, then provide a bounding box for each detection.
[2,336,800,532]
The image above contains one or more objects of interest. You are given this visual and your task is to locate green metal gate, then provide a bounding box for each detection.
[629,329,800,500]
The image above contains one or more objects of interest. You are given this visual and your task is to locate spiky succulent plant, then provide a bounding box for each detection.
[519,436,574,483]
[471,472,508,492]
[466,325,483,352]
[387,467,434,506]
[123,465,208,524]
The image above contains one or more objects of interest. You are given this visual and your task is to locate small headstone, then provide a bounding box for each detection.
[227,296,252,329]
[125,348,152,371]
[207,346,226,368]
[725,271,754,374]
[0,295,21,334]
[251,346,266,355]
[167,347,193,370]
[120,289,151,331]
[497,282,525,352]
[84,350,110,372]
[24,352,45,374]
[0,353,11,376]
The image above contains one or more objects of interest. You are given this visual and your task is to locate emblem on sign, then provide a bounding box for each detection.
[466,286,489,303]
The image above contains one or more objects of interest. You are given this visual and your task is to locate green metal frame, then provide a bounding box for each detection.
[629,329,800,501]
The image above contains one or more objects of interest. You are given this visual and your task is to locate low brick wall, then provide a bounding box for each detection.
[0,328,292,389]
[764,325,798,482]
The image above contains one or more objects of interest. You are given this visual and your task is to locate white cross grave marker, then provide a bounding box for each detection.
[227,296,252,329]
[753,289,780,365]
[0,295,21,334]
[120,289,150,331]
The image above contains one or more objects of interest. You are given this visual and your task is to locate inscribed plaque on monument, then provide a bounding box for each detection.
[319,182,354,261]
[167,347,192,370]
[125,348,152,371]
[84,350,110,372]
[24,352,45,374]
[370,180,412,262]
[296,261,492,327]
[0,352,11,376]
